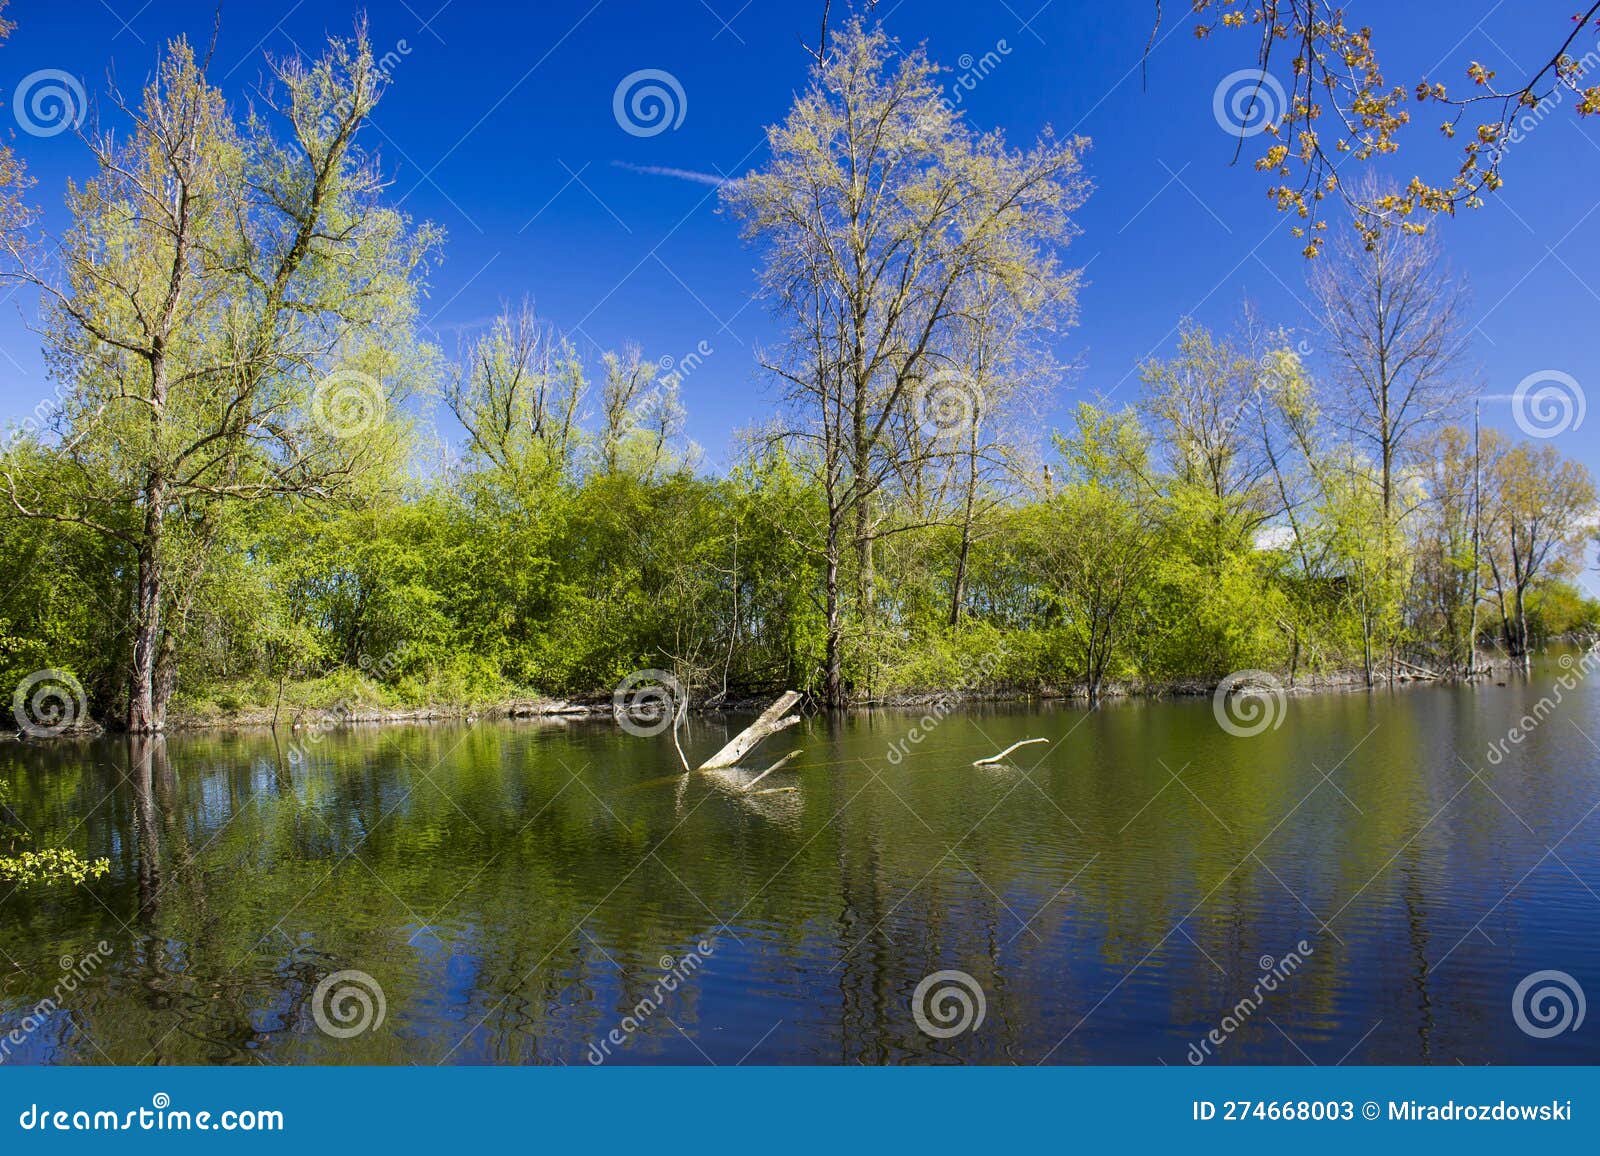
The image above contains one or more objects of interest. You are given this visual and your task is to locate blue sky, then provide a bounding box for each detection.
[1,0,1596,478]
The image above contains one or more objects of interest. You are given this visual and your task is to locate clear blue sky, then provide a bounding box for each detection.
[1,0,1596,479]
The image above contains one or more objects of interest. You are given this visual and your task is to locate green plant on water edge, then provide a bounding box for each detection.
[0,780,110,887]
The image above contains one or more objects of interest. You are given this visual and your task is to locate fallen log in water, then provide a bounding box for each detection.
[972,737,1048,766]
[697,691,803,771]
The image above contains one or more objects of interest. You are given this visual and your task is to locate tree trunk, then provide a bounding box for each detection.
[824,514,844,709]
[126,482,166,734]
[1512,584,1531,667]
[697,691,803,770]
[949,436,978,627]
[950,528,972,628]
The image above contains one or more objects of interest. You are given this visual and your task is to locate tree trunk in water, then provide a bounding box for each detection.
[1513,586,1531,668]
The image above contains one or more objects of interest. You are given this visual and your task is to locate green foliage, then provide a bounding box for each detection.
[1,23,1594,737]
[0,780,109,886]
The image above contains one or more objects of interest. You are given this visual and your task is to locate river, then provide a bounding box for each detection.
[3,655,1597,1064]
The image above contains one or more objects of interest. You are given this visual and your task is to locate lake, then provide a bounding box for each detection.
[3,656,1598,1065]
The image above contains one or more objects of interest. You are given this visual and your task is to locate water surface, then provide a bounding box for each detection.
[4,658,1599,1065]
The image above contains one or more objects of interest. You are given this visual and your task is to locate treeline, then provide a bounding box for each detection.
[0,22,1596,732]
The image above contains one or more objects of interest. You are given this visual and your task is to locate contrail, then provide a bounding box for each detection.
[611,161,732,188]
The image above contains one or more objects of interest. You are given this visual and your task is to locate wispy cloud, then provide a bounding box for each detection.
[611,161,733,188]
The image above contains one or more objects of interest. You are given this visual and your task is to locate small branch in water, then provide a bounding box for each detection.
[671,694,691,773]
[973,737,1048,766]
[741,749,801,793]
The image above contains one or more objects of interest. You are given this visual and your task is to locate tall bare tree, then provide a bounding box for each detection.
[725,17,1087,703]
[1311,189,1471,520]
[446,300,585,482]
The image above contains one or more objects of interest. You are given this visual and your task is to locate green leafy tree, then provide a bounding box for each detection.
[0,29,439,732]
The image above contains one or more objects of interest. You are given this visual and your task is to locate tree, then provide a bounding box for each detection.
[724,17,1087,704]
[1181,0,1600,250]
[1041,404,1160,705]
[1138,318,1277,559]
[0,30,439,731]
[934,269,1063,627]
[1311,199,1470,521]
[596,345,688,481]
[1483,441,1596,661]
[1415,423,1497,674]
[444,300,585,485]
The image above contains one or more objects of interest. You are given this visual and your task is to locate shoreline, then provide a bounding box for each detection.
[5,653,1556,741]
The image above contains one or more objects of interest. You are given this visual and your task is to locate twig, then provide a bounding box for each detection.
[972,737,1048,766]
